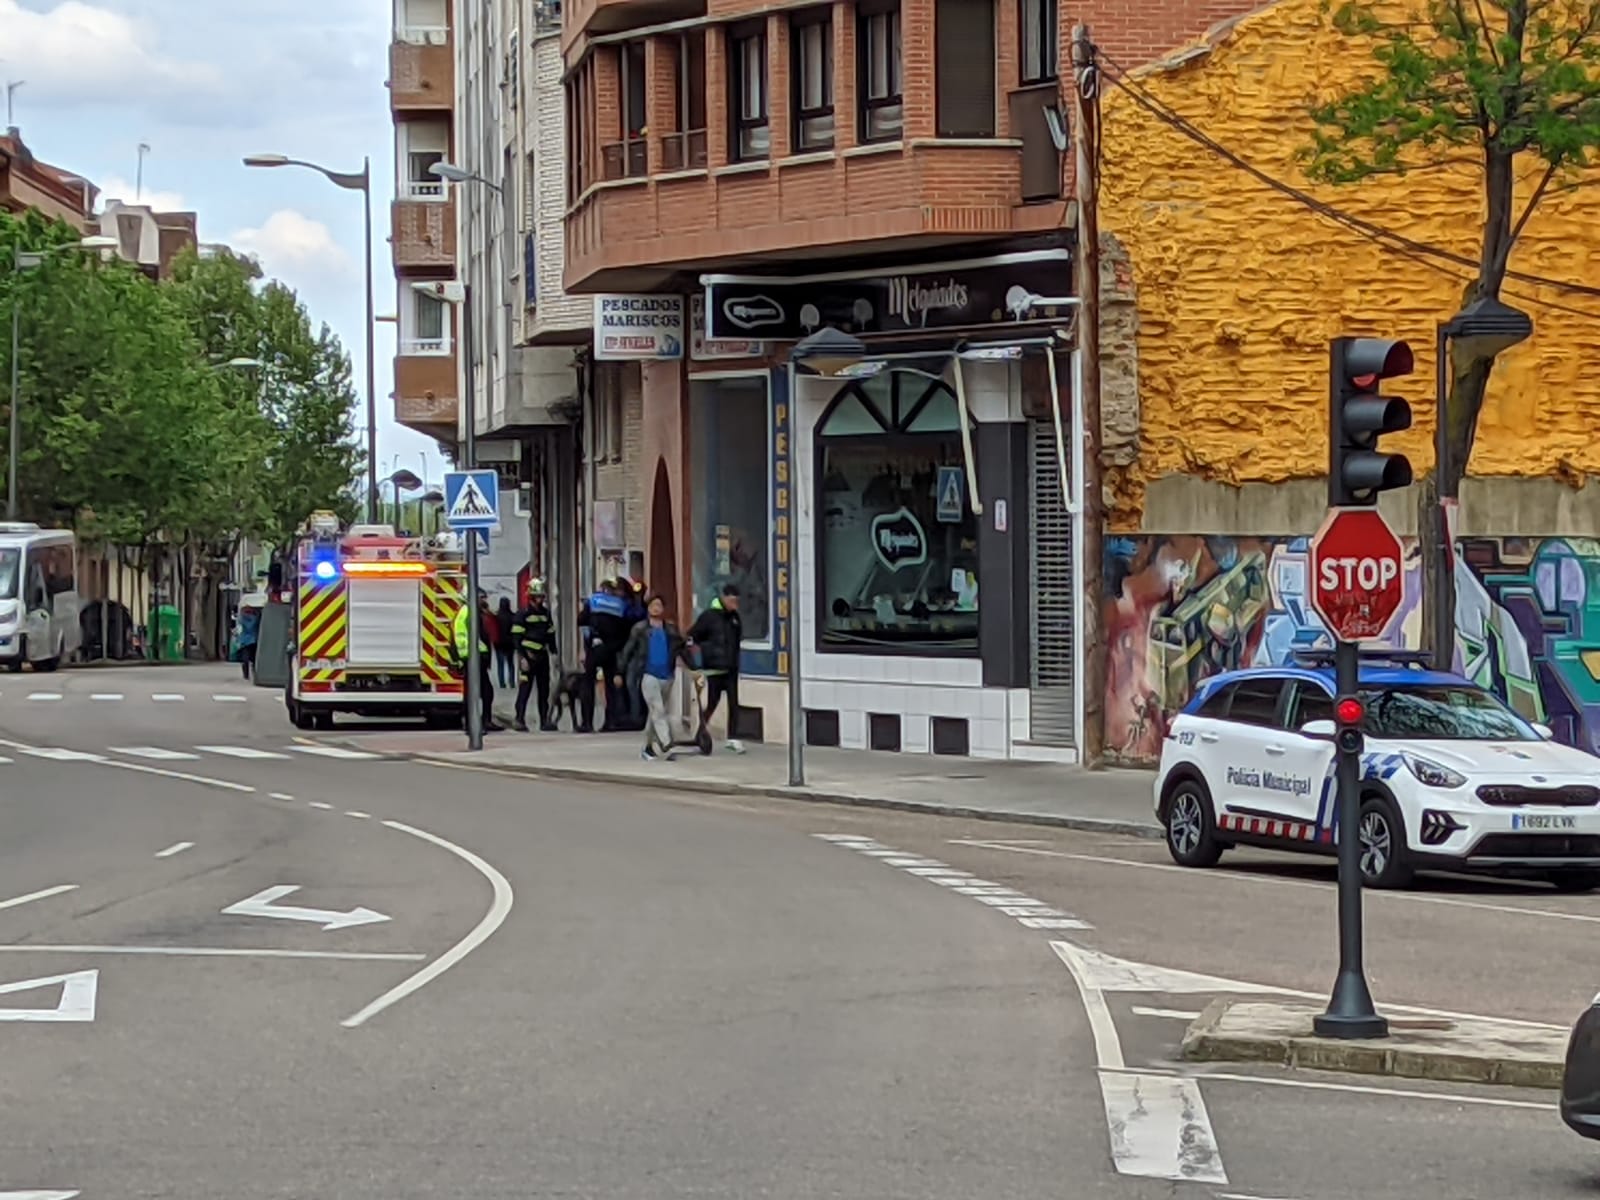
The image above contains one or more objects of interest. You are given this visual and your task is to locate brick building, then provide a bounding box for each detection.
[554,0,1264,756]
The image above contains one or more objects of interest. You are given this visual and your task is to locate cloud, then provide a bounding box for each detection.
[94,174,186,212]
[229,209,353,281]
[0,1,224,115]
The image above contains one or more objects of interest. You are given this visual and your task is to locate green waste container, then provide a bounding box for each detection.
[151,604,183,662]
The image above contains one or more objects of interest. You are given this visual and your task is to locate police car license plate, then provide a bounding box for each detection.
[1512,813,1578,831]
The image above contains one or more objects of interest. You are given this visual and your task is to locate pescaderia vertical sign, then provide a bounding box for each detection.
[594,294,685,360]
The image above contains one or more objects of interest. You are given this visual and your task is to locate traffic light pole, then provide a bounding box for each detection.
[462,283,484,753]
[1314,637,1388,1040]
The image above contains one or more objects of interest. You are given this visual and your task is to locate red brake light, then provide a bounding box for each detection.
[1336,697,1365,725]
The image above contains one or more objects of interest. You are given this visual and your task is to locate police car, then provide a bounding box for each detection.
[1154,657,1600,890]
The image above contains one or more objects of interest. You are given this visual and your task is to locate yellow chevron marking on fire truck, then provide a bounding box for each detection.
[299,579,348,662]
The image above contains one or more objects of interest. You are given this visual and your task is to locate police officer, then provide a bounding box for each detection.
[511,578,557,732]
[452,594,502,734]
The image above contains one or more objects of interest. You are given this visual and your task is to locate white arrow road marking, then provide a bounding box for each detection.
[222,886,390,931]
[0,885,78,912]
[0,969,97,1022]
[1052,940,1227,1186]
[0,1190,81,1198]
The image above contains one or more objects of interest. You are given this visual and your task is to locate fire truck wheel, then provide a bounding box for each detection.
[287,699,316,731]
[313,712,336,731]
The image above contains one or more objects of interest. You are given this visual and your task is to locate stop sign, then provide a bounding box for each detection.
[1310,508,1405,642]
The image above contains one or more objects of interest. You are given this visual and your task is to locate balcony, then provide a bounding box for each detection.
[390,27,453,113]
[394,347,458,438]
[560,0,703,54]
[565,138,1046,293]
[392,193,456,271]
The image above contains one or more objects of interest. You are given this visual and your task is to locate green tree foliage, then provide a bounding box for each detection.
[1302,0,1600,659]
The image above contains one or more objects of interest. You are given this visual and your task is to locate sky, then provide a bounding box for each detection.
[0,0,445,488]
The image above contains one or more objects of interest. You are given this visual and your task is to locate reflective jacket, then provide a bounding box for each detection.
[511,603,556,658]
[452,604,489,659]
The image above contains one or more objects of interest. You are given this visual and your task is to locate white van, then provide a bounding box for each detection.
[0,523,82,672]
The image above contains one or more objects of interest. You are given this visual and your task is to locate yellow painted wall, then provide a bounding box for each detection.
[1100,0,1600,526]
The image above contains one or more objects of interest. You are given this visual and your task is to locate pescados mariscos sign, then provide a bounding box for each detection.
[702,249,1072,342]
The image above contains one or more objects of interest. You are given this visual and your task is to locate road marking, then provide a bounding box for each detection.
[269,792,295,801]
[308,801,334,810]
[26,693,61,701]
[151,694,185,702]
[0,885,78,912]
[194,745,288,759]
[108,747,201,761]
[1132,1006,1204,1021]
[22,748,104,762]
[154,842,194,858]
[291,745,378,760]
[345,810,372,819]
[342,820,513,1028]
[1217,1193,1304,1200]
[90,693,123,701]
[952,837,1600,928]
[222,885,390,931]
[212,695,248,703]
[0,756,10,764]
[0,1189,81,1198]
[0,945,423,962]
[1051,939,1227,1185]
[0,969,97,1022]
[1196,1070,1555,1111]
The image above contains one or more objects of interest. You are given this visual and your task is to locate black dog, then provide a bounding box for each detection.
[545,670,589,731]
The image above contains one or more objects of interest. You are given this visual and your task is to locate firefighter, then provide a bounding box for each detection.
[452,595,502,734]
[511,578,557,732]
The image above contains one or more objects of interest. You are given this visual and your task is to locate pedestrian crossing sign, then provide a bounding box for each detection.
[443,469,500,531]
[935,466,964,523]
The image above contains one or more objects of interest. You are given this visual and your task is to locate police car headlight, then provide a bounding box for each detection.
[1402,753,1467,790]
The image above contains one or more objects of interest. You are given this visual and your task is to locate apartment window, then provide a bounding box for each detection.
[400,121,449,199]
[620,41,647,177]
[664,30,708,170]
[790,9,834,152]
[1020,0,1057,84]
[935,0,995,137]
[406,289,449,355]
[858,0,903,142]
[728,22,770,161]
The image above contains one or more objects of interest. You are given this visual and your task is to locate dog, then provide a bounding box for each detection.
[545,669,590,731]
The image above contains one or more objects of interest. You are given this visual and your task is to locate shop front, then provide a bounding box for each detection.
[699,244,1083,760]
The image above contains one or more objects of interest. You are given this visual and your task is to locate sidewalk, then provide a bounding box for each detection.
[338,726,1162,838]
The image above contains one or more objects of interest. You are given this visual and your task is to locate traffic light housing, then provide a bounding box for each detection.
[1334,694,1365,755]
[1329,337,1414,507]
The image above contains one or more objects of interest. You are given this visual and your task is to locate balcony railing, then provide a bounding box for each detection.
[601,138,649,181]
[400,336,453,355]
[400,178,447,200]
[396,24,448,44]
[659,129,708,172]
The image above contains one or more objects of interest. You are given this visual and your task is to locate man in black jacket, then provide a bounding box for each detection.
[576,581,631,733]
[688,584,746,755]
[511,578,558,732]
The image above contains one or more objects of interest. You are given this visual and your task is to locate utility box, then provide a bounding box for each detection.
[253,600,292,689]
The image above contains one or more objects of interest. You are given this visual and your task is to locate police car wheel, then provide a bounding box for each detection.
[1164,779,1223,868]
[1546,869,1600,894]
[1357,796,1413,889]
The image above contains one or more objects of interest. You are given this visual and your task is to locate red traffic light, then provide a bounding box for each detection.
[1336,697,1365,726]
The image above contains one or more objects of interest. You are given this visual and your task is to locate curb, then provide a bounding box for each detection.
[1182,998,1564,1090]
[407,753,1164,840]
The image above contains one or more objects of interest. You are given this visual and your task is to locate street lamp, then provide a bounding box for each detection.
[1431,296,1533,665]
[242,152,379,523]
[7,234,119,520]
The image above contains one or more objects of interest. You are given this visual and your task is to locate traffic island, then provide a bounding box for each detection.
[1182,998,1567,1089]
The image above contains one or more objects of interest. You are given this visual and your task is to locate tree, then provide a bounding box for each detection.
[1303,0,1600,665]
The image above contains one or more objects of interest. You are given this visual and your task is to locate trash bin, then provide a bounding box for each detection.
[151,604,183,662]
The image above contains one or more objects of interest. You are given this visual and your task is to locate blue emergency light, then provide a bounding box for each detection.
[312,557,338,581]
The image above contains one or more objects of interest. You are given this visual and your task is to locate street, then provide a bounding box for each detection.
[2,664,1599,1198]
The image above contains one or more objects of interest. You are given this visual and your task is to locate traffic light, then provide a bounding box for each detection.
[1334,694,1365,755]
[1328,337,1414,507]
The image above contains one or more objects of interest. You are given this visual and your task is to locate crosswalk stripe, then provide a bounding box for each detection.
[108,747,201,761]
[24,748,105,761]
[289,745,378,760]
[212,695,248,703]
[90,693,123,701]
[27,693,62,701]
[194,745,289,759]
[151,694,185,702]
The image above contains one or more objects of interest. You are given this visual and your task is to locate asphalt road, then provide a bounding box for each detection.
[3,663,1600,1198]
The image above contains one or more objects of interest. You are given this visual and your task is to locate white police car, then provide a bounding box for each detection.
[1154,659,1600,890]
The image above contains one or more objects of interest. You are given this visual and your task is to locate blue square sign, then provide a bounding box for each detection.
[443,470,500,531]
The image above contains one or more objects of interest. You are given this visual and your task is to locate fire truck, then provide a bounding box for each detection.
[284,512,467,730]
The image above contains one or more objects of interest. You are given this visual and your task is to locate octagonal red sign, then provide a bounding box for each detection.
[1310,508,1405,642]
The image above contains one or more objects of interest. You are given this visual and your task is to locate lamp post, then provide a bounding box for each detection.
[6,235,119,520]
[1431,296,1533,668]
[242,153,379,523]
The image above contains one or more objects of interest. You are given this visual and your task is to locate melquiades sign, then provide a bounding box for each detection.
[702,249,1072,342]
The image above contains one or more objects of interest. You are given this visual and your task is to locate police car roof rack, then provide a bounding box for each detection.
[1290,648,1435,668]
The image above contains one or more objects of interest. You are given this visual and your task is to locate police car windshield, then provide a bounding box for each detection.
[0,548,17,600]
[1359,684,1537,742]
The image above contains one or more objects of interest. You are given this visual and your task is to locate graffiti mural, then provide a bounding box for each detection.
[1104,534,1423,765]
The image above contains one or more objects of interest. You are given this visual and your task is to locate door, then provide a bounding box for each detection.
[1210,675,1290,817]
[21,558,49,659]
[1277,680,1339,830]
[1027,420,1075,745]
